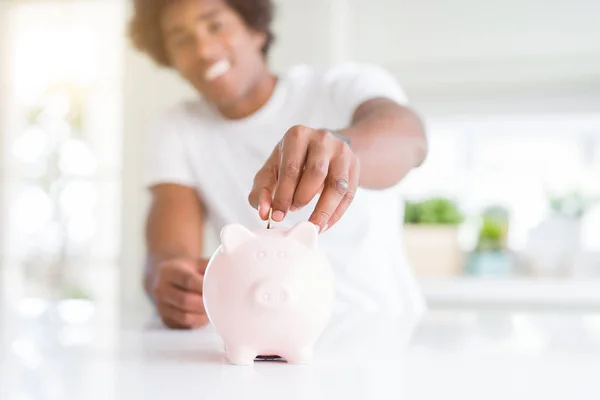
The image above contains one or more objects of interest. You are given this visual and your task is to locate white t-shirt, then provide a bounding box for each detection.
[144,63,426,318]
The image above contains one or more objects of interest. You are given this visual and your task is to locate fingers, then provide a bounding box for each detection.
[158,302,209,329]
[323,156,359,232]
[271,126,310,222]
[258,188,273,220]
[153,259,210,330]
[160,285,205,313]
[250,126,358,230]
[308,145,353,232]
[292,137,329,210]
[160,261,204,294]
[248,171,276,219]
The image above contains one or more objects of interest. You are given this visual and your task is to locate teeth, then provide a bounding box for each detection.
[205,59,231,81]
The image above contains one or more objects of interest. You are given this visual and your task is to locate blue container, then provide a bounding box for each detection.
[466,251,512,276]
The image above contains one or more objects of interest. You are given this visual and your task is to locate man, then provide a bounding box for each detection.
[130,0,428,329]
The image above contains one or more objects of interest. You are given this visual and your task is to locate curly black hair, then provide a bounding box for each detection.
[129,0,275,67]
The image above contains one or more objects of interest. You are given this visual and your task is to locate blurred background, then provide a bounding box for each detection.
[1,0,600,339]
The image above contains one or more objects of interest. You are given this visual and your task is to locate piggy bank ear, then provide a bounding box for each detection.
[285,221,318,248]
[221,224,255,253]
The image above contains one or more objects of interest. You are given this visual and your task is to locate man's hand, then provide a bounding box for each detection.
[152,258,209,329]
[249,125,360,233]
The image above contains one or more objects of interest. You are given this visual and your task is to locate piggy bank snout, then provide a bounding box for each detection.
[254,280,293,308]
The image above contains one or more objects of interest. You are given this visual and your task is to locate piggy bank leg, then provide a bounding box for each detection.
[282,345,314,364]
[226,345,257,366]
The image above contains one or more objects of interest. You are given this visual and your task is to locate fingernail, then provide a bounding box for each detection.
[290,205,299,212]
[273,210,285,222]
[259,203,264,217]
[321,224,329,233]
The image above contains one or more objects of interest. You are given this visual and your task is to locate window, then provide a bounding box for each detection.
[401,115,600,279]
[1,2,124,306]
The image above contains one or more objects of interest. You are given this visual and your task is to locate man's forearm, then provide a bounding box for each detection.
[339,98,428,189]
[144,184,207,301]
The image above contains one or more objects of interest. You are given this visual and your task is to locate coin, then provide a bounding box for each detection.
[267,207,273,229]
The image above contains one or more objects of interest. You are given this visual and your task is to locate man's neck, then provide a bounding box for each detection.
[217,72,277,120]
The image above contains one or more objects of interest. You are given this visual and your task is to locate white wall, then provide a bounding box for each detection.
[271,0,600,114]
[355,0,600,114]
[349,0,600,65]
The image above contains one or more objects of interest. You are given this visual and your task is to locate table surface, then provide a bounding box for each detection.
[1,305,600,400]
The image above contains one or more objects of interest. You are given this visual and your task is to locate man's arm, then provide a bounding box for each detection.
[339,97,428,189]
[145,183,209,329]
[144,183,205,296]
[249,98,428,233]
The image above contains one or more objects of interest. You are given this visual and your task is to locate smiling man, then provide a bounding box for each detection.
[130,0,428,329]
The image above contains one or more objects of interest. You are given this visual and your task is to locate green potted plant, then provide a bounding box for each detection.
[402,198,465,277]
[549,191,597,220]
[466,206,513,276]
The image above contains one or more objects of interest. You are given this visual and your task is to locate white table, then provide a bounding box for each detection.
[1,306,600,400]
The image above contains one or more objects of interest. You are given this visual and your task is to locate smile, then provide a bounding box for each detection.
[205,59,231,81]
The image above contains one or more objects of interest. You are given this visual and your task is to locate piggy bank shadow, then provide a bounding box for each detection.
[314,311,421,363]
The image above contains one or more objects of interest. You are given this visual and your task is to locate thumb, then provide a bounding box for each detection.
[196,259,209,275]
[248,150,279,220]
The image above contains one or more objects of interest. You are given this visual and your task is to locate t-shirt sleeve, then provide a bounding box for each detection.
[143,109,197,189]
[325,63,409,125]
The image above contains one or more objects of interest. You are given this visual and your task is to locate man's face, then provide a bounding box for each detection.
[161,0,267,108]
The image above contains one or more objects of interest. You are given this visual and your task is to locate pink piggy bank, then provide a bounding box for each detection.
[202,221,335,366]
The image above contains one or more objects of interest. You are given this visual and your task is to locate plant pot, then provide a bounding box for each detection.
[402,225,463,277]
[522,215,582,277]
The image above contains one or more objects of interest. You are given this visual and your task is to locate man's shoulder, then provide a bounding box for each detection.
[287,61,375,77]
[286,62,397,91]
[284,62,393,95]
[323,62,397,84]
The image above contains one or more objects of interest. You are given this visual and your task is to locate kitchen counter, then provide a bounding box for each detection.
[1,307,600,400]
